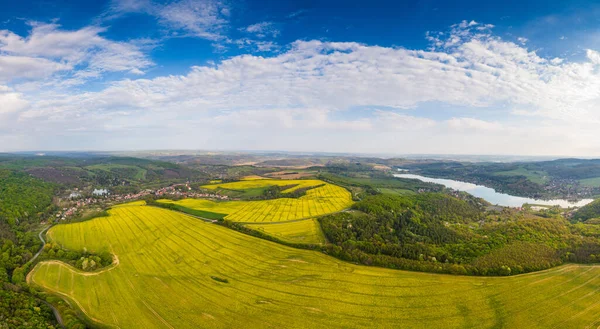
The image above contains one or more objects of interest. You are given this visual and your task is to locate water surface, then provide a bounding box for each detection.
[394,173,593,208]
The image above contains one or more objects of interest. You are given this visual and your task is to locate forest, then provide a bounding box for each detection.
[0,169,87,328]
[572,198,600,222]
[320,193,600,275]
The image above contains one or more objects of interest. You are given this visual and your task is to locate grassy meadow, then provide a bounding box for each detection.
[493,167,548,184]
[29,202,600,329]
[161,179,353,222]
[579,176,600,188]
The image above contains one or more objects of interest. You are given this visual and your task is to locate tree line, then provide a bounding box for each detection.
[318,193,600,276]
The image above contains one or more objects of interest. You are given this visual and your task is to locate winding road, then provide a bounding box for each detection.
[28,226,50,265]
[27,225,65,327]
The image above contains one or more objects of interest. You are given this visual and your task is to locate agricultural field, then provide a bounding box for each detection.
[29,203,600,329]
[579,176,600,188]
[245,219,326,244]
[201,178,324,192]
[378,187,416,196]
[264,171,316,180]
[162,179,353,222]
[493,167,548,184]
[240,175,268,180]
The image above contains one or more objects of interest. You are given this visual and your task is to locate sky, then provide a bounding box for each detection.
[1,0,600,155]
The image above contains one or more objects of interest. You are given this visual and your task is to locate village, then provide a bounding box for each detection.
[53,183,229,221]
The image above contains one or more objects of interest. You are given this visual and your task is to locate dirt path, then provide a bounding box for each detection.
[31,254,120,278]
[27,255,121,329]
[25,225,120,327]
[29,272,119,329]
[24,225,65,327]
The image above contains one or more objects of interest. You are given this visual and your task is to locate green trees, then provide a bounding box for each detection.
[0,170,55,227]
[573,199,600,222]
[0,287,57,328]
[319,193,598,276]
[0,170,92,328]
[42,242,113,272]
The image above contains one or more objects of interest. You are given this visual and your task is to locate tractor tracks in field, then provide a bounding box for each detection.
[146,205,219,223]
[26,225,121,327]
[148,203,352,226]
[237,208,351,225]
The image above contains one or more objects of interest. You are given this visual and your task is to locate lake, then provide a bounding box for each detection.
[394,174,594,208]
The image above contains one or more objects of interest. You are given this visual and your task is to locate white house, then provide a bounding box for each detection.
[93,189,109,196]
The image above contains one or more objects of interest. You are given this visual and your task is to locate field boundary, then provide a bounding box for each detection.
[27,203,600,329]
[151,202,350,225]
[28,269,120,329]
[147,205,219,222]
[232,208,350,225]
[26,254,120,284]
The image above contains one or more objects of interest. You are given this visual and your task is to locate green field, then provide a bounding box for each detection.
[378,187,416,196]
[161,179,353,222]
[494,167,548,184]
[245,219,326,244]
[29,203,600,329]
[579,176,600,187]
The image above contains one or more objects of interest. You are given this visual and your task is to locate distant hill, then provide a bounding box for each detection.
[0,154,204,190]
[573,199,600,222]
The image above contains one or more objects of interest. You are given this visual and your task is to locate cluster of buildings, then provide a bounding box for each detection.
[58,183,229,221]
[543,178,595,199]
[55,207,79,221]
[154,184,229,200]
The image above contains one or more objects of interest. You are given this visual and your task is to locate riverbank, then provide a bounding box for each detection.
[394,174,594,208]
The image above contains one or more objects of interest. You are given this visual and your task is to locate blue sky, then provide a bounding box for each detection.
[1,0,600,155]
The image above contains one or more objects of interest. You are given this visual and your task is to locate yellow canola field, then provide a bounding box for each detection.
[202,179,324,192]
[29,203,600,329]
[245,219,326,245]
[163,179,353,222]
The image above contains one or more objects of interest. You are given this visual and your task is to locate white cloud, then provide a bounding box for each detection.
[233,38,278,52]
[108,0,153,14]
[4,21,600,155]
[0,23,153,85]
[158,0,229,40]
[242,21,280,38]
[446,118,504,132]
[587,49,600,64]
[109,0,230,40]
[0,55,70,82]
[0,86,28,114]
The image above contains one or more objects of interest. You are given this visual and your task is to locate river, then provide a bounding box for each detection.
[394,174,594,208]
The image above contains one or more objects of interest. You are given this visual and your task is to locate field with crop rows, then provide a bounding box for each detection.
[245,219,326,244]
[29,202,600,329]
[201,179,325,192]
[162,179,353,222]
